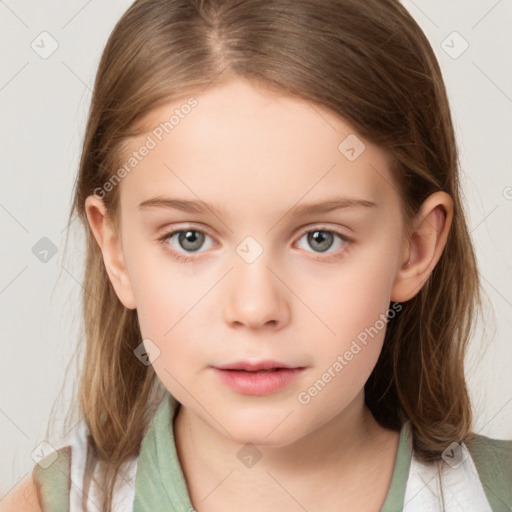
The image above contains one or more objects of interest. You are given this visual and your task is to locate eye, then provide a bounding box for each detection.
[158,228,214,261]
[295,227,351,257]
[158,225,352,263]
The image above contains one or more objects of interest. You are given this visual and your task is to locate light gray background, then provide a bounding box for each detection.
[1,0,511,497]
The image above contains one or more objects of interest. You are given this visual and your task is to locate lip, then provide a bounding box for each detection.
[214,360,299,371]
[212,360,305,395]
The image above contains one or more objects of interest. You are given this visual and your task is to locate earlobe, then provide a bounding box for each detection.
[391,191,453,303]
[84,195,137,310]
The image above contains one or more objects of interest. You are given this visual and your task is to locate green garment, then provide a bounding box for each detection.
[31,391,512,511]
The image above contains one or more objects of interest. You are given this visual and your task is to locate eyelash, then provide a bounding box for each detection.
[157,226,353,263]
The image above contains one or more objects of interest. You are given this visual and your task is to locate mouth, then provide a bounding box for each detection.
[213,360,302,372]
[212,360,305,395]
[226,368,285,372]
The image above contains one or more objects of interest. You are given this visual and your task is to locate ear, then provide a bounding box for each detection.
[84,194,136,309]
[391,191,453,302]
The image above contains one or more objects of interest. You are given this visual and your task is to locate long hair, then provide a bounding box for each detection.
[61,0,481,509]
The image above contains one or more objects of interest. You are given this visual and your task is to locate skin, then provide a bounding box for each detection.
[0,473,41,512]
[83,77,453,511]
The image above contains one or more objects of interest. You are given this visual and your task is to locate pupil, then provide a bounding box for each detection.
[309,231,332,252]
[177,230,333,253]
[180,230,203,251]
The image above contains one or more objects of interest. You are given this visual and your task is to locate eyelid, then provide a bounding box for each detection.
[157,225,216,249]
[295,224,353,242]
[156,223,216,242]
[156,222,352,240]
[157,223,354,262]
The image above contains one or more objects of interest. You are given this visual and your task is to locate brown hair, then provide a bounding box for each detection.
[60,0,481,509]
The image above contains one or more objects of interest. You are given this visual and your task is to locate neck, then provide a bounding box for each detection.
[173,392,398,511]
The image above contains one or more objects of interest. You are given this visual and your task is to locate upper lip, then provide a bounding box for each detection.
[214,360,301,371]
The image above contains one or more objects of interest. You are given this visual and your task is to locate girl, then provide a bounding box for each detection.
[7,0,512,510]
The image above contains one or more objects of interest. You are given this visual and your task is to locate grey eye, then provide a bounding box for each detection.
[296,229,349,255]
[177,230,206,252]
[305,230,334,252]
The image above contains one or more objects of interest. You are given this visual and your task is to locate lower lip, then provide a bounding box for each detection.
[213,368,304,395]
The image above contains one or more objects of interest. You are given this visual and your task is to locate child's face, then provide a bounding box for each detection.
[107,78,409,445]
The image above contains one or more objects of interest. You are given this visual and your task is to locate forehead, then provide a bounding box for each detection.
[117,78,398,217]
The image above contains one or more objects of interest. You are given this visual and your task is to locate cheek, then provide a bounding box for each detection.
[126,237,196,333]
[297,262,394,419]
[312,252,398,345]
[299,246,400,408]
[133,269,205,398]
[128,253,214,380]
[136,276,201,344]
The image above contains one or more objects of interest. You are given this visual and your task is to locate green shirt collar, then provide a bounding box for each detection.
[134,391,412,511]
[379,418,413,511]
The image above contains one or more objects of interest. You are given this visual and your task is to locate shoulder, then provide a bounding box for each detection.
[0,473,42,512]
[465,432,512,471]
[1,446,72,512]
[464,432,512,510]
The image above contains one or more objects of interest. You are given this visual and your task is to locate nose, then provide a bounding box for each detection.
[222,250,291,330]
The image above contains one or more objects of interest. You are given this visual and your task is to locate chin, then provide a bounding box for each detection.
[222,417,305,448]
[233,431,298,448]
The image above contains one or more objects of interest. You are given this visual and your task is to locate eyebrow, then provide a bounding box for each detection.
[138,196,377,217]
